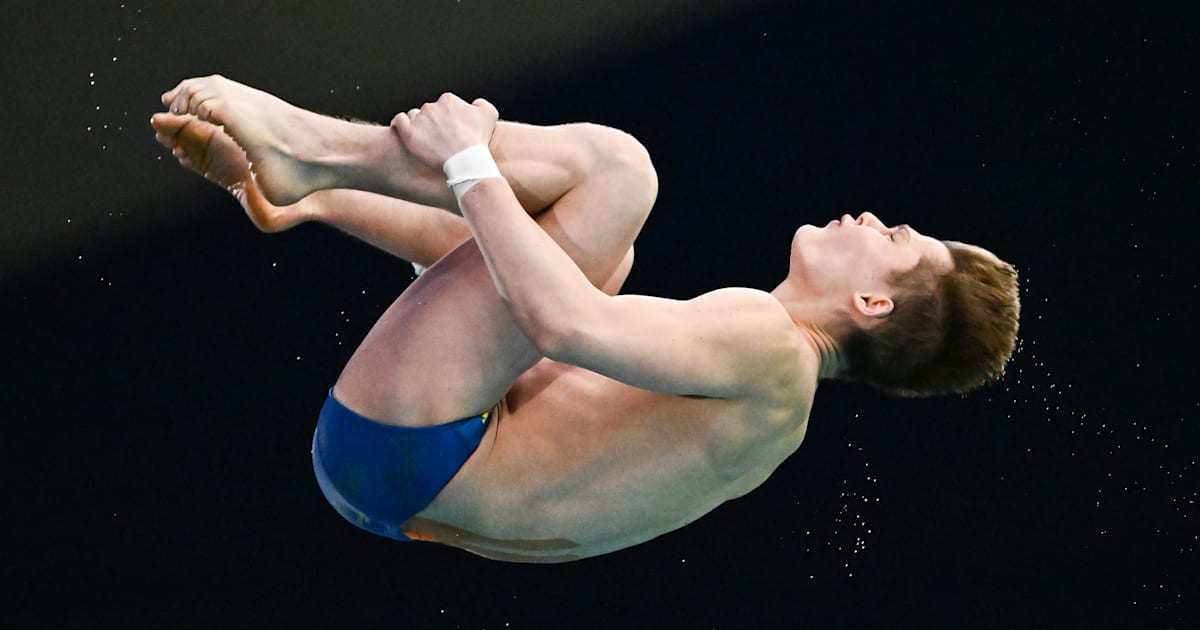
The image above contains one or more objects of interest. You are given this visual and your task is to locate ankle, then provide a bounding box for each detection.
[291,191,327,224]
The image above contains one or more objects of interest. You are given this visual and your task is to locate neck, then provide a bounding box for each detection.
[800,322,845,380]
[770,280,847,380]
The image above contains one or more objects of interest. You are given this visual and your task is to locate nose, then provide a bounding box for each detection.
[857,211,882,227]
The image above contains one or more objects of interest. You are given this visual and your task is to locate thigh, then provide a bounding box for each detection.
[333,155,653,427]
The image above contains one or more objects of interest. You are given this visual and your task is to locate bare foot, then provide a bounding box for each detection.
[161,75,348,205]
[151,112,310,232]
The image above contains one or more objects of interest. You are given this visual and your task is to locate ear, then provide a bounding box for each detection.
[852,291,894,318]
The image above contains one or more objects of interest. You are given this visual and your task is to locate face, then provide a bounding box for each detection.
[789,212,953,311]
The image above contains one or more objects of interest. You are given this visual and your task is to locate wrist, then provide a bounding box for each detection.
[443,144,502,202]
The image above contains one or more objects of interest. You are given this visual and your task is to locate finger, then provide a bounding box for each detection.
[390,110,412,137]
[472,98,499,121]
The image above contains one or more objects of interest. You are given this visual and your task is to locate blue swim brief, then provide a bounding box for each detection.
[311,388,490,542]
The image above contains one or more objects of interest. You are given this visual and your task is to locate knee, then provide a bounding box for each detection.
[601,246,635,296]
[576,124,659,212]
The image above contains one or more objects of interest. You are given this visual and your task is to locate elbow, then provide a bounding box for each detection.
[520,304,578,359]
[511,289,600,361]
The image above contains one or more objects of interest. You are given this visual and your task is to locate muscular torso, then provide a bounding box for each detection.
[403,357,815,562]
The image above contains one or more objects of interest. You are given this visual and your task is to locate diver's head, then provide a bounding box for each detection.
[783,212,1020,396]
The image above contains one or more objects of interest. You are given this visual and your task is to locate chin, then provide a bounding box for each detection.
[792,224,820,248]
[788,232,823,281]
[791,224,825,252]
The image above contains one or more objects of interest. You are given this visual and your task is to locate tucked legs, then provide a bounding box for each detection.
[156,75,656,426]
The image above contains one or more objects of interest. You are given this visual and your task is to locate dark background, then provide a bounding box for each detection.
[4,1,1197,627]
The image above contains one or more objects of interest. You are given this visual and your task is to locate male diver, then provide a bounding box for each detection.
[152,75,1019,563]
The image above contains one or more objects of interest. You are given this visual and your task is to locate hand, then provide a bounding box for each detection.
[390,93,500,171]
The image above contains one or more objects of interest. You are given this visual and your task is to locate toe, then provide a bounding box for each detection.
[151,112,191,133]
[170,85,195,114]
[164,80,190,110]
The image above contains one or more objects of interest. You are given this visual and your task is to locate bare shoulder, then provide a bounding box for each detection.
[550,285,815,401]
[692,287,803,340]
[687,287,794,324]
[689,287,817,403]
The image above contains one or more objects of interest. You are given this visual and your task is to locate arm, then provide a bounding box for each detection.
[394,96,801,398]
[460,179,799,398]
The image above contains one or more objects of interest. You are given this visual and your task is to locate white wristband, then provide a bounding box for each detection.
[443,144,502,201]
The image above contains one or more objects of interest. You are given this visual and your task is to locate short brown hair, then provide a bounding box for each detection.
[839,240,1020,397]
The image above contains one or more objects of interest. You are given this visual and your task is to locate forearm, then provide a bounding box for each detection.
[456,177,597,350]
